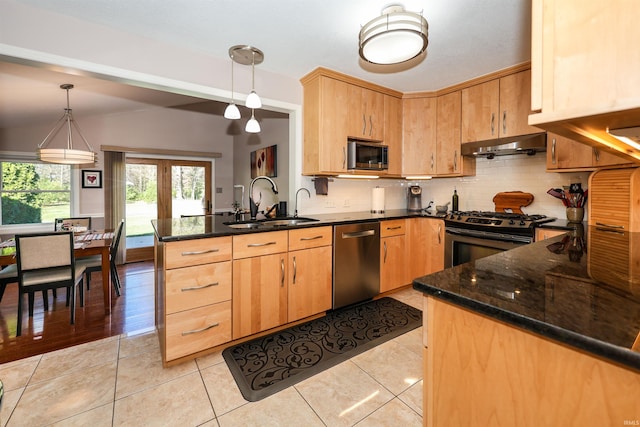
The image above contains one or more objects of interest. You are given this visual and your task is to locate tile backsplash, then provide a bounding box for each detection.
[299,154,591,220]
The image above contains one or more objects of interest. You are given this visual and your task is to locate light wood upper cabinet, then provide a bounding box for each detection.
[302,75,349,174]
[546,132,631,171]
[436,91,475,177]
[402,97,437,175]
[384,94,403,176]
[530,0,640,162]
[301,68,401,175]
[462,70,540,143]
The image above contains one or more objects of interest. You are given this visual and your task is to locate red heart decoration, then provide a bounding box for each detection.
[87,176,96,183]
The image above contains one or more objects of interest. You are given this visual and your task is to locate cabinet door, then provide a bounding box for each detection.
[402,97,437,175]
[288,246,332,322]
[363,88,385,141]
[384,95,403,175]
[498,70,541,137]
[232,253,288,339]
[380,235,408,293]
[322,78,350,172]
[592,147,632,168]
[461,79,499,143]
[436,91,462,175]
[407,218,444,279]
[546,132,593,169]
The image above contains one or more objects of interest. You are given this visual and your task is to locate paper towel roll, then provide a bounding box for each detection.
[371,187,385,213]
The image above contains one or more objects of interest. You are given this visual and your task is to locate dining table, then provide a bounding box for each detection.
[0,231,114,315]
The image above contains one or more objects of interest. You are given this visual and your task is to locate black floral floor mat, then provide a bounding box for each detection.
[222,297,422,401]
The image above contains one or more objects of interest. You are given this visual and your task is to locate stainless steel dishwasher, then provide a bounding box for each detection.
[332,222,380,309]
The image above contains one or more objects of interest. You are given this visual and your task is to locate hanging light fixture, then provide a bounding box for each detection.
[245,49,262,109]
[359,4,428,65]
[245,109,261,133]
[37,84,96,164]
[223,50,241,119]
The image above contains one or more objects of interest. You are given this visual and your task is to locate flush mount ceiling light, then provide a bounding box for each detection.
[359,4,428,65]
[37,84,96,165]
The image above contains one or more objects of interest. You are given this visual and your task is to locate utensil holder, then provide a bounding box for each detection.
[566,207,584,223]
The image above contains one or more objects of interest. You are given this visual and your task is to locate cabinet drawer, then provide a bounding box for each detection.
[165,261,231,314]
[233,231,288,259]
[164,237,232,269]
[380,219,406,237]
[288,226,332,251]
[165,301,232,361]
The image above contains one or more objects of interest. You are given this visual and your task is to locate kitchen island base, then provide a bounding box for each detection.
[423,296,640,427]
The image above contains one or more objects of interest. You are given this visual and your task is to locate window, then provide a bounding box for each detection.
[0,161,71,225]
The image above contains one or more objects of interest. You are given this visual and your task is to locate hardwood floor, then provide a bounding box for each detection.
[0,261,155,364]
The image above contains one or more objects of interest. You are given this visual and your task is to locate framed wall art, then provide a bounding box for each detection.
[250,145,277,178]
[82,170,102,188]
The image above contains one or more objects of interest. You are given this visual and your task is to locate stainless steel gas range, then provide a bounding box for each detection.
[444,211,556,268]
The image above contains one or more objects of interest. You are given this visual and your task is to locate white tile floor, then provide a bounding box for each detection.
[0,288,424,427]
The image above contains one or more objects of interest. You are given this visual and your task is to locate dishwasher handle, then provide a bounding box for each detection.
[341,229,376,239]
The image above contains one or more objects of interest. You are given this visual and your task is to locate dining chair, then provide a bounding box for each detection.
[77,219,125,297]
[15,231,86,336]
[54,217,92,231]
[0,264,18,303]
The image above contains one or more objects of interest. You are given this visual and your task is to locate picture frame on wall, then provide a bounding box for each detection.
[250,145,277,178]
[82,170,102,188]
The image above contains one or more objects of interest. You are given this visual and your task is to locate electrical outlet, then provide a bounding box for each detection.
[344,198,350,207]
[325,200,335,208]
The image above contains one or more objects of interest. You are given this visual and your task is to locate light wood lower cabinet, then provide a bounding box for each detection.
[407,218,444,280]
[535,228,567,241]
[287,227,333,322]
[380,219,408,293]
[423,296,640,427]
[157,236,233,364]
[233,252,288,339]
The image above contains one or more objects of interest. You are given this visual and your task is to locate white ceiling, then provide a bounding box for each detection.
[1,0,532,127]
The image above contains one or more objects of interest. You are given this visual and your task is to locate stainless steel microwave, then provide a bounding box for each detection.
[347,140,388,170]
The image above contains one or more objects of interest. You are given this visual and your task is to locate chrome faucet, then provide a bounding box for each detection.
[294,187,311,218]
[249,176,278,220]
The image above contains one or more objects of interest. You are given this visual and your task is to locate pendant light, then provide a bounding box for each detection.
[245,109,261,133]
[223,50,241,119]
[359,4,428,65]
[245,49,262,109]
[37,84,97,164]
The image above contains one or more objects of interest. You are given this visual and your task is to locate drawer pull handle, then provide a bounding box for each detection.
[181,322,219,336]
[247,241,276,247]
[281,258,285,287]
[181,282,219,292]
[300,235,323,241]
[385,226,402,231]
[595,222,624,230]
[595,227,625,235]
[181,248,220,256]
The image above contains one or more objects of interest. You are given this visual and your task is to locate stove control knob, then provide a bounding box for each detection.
[457,215,462,220]
[519,220,526,226]
[509,219,515,225]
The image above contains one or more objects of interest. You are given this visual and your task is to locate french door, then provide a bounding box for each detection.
[125,158,212,262]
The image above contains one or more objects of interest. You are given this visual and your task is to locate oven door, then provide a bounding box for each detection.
[444,226,531,268]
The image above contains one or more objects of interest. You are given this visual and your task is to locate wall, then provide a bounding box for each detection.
[297,154,591,220]
[232,117,290,214]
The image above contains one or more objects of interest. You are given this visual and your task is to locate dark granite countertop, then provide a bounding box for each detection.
[413,224,640,371]
[152,209,446,242]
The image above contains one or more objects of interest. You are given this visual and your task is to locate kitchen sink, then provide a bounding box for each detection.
[223,221,264,229]
[261,217,319,227]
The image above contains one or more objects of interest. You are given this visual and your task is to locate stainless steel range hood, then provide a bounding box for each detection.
[461,133,547,159]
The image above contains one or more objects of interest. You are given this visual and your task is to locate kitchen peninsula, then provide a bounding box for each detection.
[413,225,640,426]
[153,209,445,366]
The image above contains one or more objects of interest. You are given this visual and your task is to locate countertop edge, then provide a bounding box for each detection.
[154,210,446,242]
[413,281,640,372]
